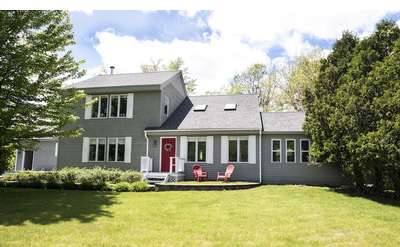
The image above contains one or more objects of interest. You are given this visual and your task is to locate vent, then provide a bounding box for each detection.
[224,103,237,111]
[193,104,207,111]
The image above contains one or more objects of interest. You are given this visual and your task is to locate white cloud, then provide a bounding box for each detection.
[94,31,269,94]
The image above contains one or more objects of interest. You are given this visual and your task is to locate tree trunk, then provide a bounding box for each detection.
[373,165,384,194]
[353,164,365,192]
[389,167,400,198]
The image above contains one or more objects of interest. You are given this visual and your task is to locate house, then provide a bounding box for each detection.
[14,70,344,186]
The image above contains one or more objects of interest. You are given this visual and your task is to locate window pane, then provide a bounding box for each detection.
[301,140,309,151]
[229,140,237,162]
[110,96,118,117]
[164,105,168,115]
[198,141,206,162]
[89,139,97,161]
[119,96,127,117]
[287,152,295,162]
[108,139,116,161]
[187,141,196,162]
[100,96,108,117]
[272,140,280,151]
[302,152,310,163]
[117,138,125,161]
[287,140,295,151]
[91,97,99,118]
[240,140,248,162]
[97,139,106,161]
[273,151,280,162]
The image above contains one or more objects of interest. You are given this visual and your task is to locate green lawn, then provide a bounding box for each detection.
[1,186,400,247]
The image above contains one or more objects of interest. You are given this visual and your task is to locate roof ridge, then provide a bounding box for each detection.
[97,70,179,76]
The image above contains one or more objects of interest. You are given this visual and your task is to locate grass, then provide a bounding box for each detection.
[164,181,258,186]
[0,186,400,246]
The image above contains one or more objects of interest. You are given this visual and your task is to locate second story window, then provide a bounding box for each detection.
[163,96,169,116]
[91,96,108,118]
[110,95,128,118]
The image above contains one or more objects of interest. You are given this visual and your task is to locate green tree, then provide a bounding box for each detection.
[277,49,323,111]
[304,20,400,193]
[0,11,85,173]
[141,57,197,94]
[228,63,278,111]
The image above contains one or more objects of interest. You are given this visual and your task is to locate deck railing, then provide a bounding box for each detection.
[169,157,185,173]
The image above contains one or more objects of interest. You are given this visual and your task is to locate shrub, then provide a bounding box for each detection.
[0,167,145,191]
[129,181,148,192]
[108,181,149,192]
[120,170,142,183]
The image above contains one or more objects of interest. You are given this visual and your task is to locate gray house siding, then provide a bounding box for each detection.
[160,74,187,124]
[58,90,163,170]
[147,133,260,182]
[15,139,57,171]
[261,134,344,186]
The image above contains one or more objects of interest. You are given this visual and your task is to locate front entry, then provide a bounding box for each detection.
[24,150,33,170]
[161,138,176,172]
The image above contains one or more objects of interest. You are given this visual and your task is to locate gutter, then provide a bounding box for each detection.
[144,130,149,156]
[259,128,262,183]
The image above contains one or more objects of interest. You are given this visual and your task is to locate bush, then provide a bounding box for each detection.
[0,167,144,191]
[108,181,149,192]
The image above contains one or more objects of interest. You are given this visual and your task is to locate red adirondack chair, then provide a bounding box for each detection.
[217,164,235,182]
[192,164,208,182]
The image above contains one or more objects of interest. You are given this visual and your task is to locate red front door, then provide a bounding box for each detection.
[161,138,176,172]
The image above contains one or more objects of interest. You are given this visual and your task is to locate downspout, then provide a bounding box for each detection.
[144,131,149,156]
[259,129,262,183]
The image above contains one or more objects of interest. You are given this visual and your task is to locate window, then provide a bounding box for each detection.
[108,137,126,162]
[228,137,248,162]
[193,104,207,111]
[163,96,169,116]
[271,139,281,163]
[91,96,109,118]
[88,138,106,162]
[110,95,127,118]
[224,103,237,111]
[286,139,296,163]
[187,137,206,162]
[300,139,310,163]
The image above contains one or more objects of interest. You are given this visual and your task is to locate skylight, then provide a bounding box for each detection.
[194,104,207,111]
[224,103,237,111]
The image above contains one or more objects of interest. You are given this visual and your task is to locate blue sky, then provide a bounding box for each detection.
[69,9,400,93]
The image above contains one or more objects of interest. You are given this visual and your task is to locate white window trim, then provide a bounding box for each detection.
[109,94,128,118]
[285,139,296,163]
[88,138,107,162]
[271,139,282,163]
[300,139,311,163]
[107,137,126,162]
[186,137,207,163]
[228,136,249,163]
[91,95,109,119]
[164,96,170,116]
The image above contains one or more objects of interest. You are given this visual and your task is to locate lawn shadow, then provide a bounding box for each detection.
[329,186,400,207]
[0,188,119,226]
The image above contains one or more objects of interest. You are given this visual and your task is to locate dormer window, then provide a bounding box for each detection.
[194,104,207,111]
[224,103,237,111]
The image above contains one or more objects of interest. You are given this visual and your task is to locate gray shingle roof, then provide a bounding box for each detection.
[65,71,180,89]
[149,94,261,131]
[262,112,305,132]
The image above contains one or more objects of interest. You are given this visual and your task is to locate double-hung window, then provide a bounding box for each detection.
[110,95,128,118]
[300,139,310,163]
[108,137,126,162]
[228,137,248,162]
[88,138,106,162]
[91,95,109,118]
[187,137,206,162]
[286,139,296,163]
[271,139,281,163]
